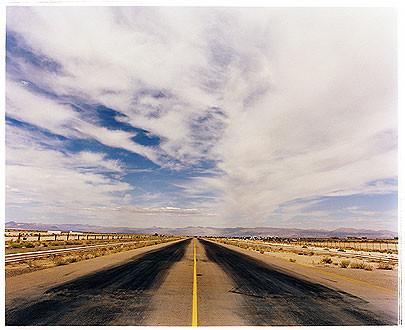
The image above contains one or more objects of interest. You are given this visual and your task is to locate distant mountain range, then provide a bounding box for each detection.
[5,221,397,239]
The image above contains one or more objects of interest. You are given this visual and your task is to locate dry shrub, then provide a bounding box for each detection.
[350,261,373,271]
[289,258,296,263]
[9,242,22,248]
[377,262,394,270]
[340,260,350,268]
[321,256,333,264]
[24,242,36,248]
[53,257,69,266]
[65,256,78,263]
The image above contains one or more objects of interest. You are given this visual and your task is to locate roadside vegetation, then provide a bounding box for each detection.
[209,238,396,273]
[6,236,155,251]
[5,237,180,277]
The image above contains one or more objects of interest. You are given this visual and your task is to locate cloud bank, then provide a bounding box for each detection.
[6,7,397,230]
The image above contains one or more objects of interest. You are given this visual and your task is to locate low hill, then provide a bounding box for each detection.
[5,221,397,239]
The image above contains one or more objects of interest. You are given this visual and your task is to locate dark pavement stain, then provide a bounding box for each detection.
[200,239,394,326]
[6,239,190,326]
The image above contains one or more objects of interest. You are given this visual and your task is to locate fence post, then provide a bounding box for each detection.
[17,233,21,241]
[38,233,41,241]
[54,234,57,241]
[87,235,89,240]
[67,233,70,241]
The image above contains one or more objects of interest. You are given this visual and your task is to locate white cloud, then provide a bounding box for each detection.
[6,7,397,228]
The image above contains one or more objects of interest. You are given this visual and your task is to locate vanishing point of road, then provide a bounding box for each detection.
[5,238,397,326]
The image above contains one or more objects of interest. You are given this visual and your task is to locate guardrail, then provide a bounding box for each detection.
[5,232,150,243]
[5,239,167,264]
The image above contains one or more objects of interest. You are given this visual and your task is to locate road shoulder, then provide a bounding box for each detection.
[6,239,185,303]
[207,239,399,322]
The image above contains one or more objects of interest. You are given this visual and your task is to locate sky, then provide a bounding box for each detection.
[5,7,397,231]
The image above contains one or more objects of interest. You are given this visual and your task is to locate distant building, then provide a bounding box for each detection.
[47,230,61,235]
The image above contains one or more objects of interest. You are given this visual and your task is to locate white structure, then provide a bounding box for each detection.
[47,230,62,235]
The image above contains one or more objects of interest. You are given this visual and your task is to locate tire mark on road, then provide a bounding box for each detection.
[6,239,190,326]
[200,239,394,326]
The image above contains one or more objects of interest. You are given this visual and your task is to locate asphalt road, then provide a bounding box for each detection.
[199,239,394,326]
[5,238,396,326]
[6,239,190,326]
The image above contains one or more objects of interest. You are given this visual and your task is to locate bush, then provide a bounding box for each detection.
[337,249,345,252]
[340,260,350,268]
[302,245,308,249]
[8,242,22,248]
[350,261,363,269]
[321,256,333,264]
[363,264,373,271]
[377,262,393,270]
[24,242,35,248]
[350,261,373,271]
[289,258,296,263]
[65,256,78,263]
[66,240,81,245]
[53,257,69,266]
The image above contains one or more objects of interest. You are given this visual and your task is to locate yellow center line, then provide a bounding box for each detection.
[192,238,198,326]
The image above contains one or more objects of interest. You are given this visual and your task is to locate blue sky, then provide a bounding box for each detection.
[5,7,397,230]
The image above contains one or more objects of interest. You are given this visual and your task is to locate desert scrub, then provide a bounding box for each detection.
[337,249,345,252]
[350,261,373,271]
[320,256,333,264]
[8,242,22,248]
[65,256,79,263]
[377,262,394,270]
[65,240,82,246]
[48,241,66,247]
[53,257,69,266]
[289,258,296,263]
[340,260,350,268]
[26,260,36,268]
